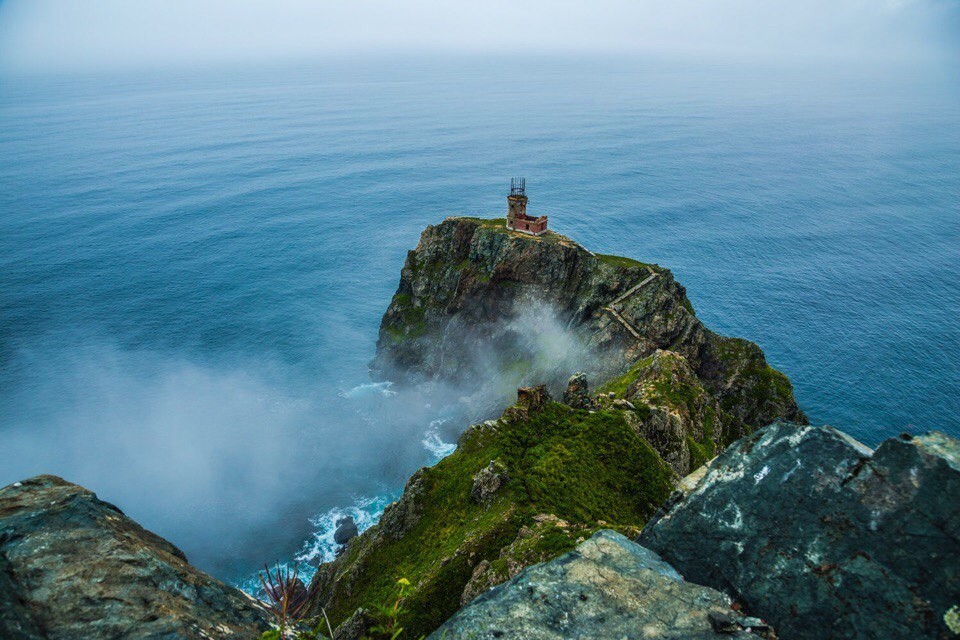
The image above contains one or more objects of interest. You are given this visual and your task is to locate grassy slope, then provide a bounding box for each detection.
[324,402,676,637]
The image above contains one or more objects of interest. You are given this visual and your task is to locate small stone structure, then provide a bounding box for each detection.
[505,177,548,235]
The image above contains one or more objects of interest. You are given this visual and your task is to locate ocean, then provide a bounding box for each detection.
[1,56,958,582]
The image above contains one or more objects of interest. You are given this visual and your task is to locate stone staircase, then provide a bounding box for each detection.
[602,267,657,340]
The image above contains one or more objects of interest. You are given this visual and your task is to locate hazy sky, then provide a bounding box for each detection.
[0,0,957,73]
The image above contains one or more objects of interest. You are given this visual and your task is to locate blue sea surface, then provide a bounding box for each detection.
[1,56,958,581]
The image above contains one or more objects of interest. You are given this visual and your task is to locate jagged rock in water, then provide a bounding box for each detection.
[471,459,509,504]
[334,516,359,545]
[563,371,594,410]
[430,529,774,639]
[0,475,271,639]
[372,217,804,433]
[638,424,960,640]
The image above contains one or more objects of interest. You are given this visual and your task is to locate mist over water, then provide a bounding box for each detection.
[1,56,958,582]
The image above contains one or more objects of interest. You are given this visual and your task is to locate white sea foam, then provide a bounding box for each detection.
[338,381,397,399]
[422,418,457,461]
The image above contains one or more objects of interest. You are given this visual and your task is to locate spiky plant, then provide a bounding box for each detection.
[259,562,324,636]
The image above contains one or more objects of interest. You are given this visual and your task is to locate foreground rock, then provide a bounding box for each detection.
[639,424,960,639]
[0,475,271,639]
[431,529,773,639]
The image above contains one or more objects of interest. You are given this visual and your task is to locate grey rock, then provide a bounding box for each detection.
[0,475,271,639]
[332,607,373,640]
[471,460,509,505]
[639,423,960,640]
[430,529,768,639]
[563,372,594,410]
[334,516,359,545]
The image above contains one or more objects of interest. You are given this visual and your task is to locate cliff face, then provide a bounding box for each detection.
[0,476,271,639]
[374,217,805,474]
[309,219,810,638]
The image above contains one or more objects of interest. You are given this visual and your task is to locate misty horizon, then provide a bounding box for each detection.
[1,0,958,76]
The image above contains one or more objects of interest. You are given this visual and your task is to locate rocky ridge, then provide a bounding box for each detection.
[431,529,774,639]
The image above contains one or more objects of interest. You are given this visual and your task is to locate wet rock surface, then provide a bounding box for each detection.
[639,423,960,640]
[334,516,359,545]
[0,475,271,640]
[430,529,772,639]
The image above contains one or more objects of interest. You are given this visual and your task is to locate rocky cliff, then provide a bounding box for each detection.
[0,476,271,639]
[304,218,812,638]
[431,530,774,639]
[373,217,805,474]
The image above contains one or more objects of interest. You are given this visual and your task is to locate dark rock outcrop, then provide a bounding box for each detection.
[430,529,774,639]
[563,371,594,410]
[334,516,359,545]
[0,475,271,640]
[638,424,960,640]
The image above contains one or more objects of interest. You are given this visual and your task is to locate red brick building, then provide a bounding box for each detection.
[505,177,548,236]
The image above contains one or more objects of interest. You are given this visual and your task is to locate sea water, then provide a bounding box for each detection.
[1,56,958,582]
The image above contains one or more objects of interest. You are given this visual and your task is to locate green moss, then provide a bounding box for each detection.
[596,355,655,397]
[320,402,675,638]
[686,435,715,470]
[385,293,426,342]
[713,336,796,418]
[595,253,650,270]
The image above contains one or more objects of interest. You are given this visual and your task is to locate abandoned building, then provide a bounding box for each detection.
[505,177,548,236]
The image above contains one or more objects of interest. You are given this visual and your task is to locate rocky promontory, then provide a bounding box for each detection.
[374,217,805,475]
[304,218,813,637]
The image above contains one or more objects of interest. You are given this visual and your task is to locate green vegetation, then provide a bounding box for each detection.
[712,336,796,419]
[319,402,676,638]
[595,253,650,270]
[385,294,426,342]
[597,355,655,397]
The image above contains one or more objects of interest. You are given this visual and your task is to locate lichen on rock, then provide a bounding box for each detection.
[0,475,271,639]
[431,529,774,639]
[639,424,960,640]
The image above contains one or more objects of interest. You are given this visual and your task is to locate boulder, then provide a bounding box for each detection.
[430,529,772,639]
[334,516,359,545]
[563,372,594,410]
[0,475,271,639]
[638,423,960,639]
[471,459,509,505]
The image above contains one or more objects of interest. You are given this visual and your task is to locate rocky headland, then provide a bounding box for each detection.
[2,217,957,639]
